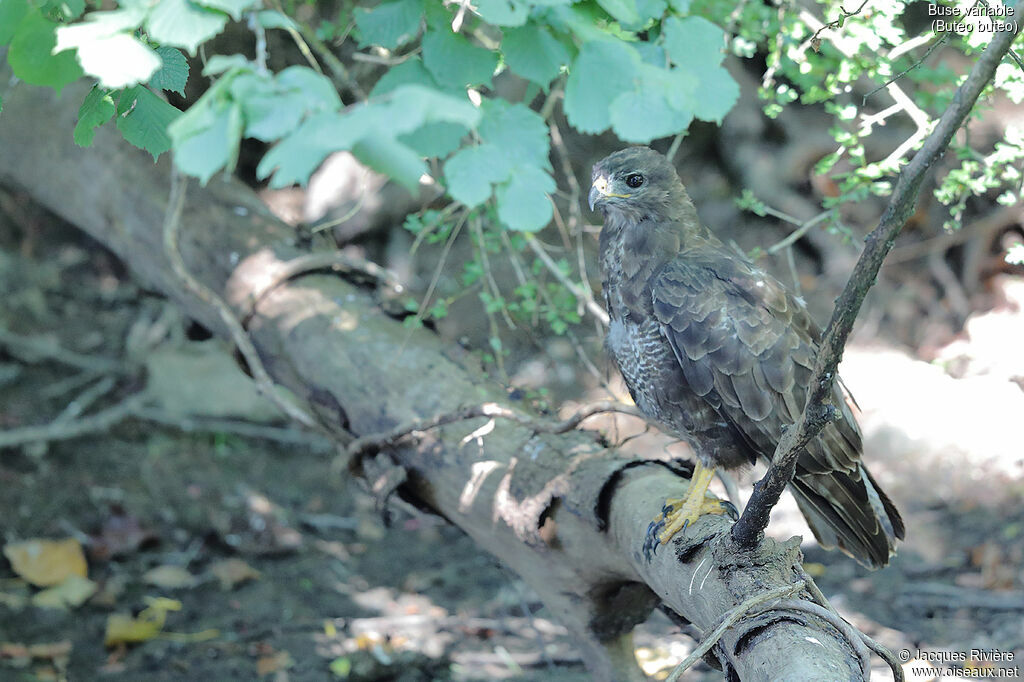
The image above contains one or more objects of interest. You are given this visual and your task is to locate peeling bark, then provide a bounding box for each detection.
[1,62,873,680]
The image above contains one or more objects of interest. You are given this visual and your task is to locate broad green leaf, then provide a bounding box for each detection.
[476,0,528,26]
[231,73,303,141]
[662,16,725,71]
[192,0,258,21]
[595,0,639,25]
[352,135,427,193]
[688,64,738,122]
[357,84,479,136]
[7,11,83,92]
[610,88,689,142]
[633,0,666,24]
[256,9,296,29]
[564,39,640,134]
[400,121,466,158]
[370,57,454,96]
[170,99,244,184]
[502,24,572,87]
[203,54,250,76]
[422,28,498,88]
[275,66,341,110]
[232,67,339,142]
[443,144,513,207]
[256,111,359,187]
[146,0,228,55]
[53,7,147,52]
[496,165,555,232]
[149,46,189,95]
[74,33,162,89]
[354,0,423,49]
[116,85,181,160]
[0,0,31,45]
[74,85,116,146]
[478,100,549,169]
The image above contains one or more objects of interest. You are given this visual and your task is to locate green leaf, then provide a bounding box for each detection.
[192,0,258,21]
[370,84,480,134]
[444,144,513,207]
[502,24,572,87]
[74,85,116,146]
[115,85,181,160]
[633,0,666,24]
[478,100,549,169]
[689,64,738,122]
[7,11,83,92]
[169,98,244,184]
[232,67,339,142]
[662,16,725,71]
[660,17,737,123]
[53,7,147,52]
[275,66,342,110]
[145,0,228,55]
[203,54,251,76]
[370,57,450,96]
[610,88,689,142]
[256,111,357,187]
[422,28,498,88]
[595,0,639,25]
[149,46,189,95]
[352,135,428,193]
[73,32,162,89]
[354,0,423,49]
[476,0,528,27]
[400,121,466,158]
[564,39,639,134]
[0,0,31,45]
[256,9,296,30]
[496,165,555,232]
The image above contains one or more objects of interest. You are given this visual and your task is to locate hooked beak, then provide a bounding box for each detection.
[588,175,629,211]
[588,182,602,212]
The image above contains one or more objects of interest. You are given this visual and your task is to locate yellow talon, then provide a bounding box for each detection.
[643,462,738,559]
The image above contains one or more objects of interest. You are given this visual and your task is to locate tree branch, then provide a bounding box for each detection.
[732,7,1024,548]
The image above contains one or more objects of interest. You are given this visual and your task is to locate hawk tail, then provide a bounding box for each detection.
[791,465,905,569]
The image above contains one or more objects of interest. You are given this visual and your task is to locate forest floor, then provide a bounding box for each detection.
[1,186,1023,682]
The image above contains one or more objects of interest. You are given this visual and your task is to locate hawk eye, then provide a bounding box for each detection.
[625,173,644,189]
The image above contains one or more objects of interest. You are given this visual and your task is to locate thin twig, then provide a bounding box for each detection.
[0,393,146,449]
[0,326,121,374]
[863,33,947,105]
[162,172,317,428]
[732,5,1023,549]
[346,400,645,461]
[54,376,116,424]
[799,569,906,682]
[240,250,404,324]
[765,208,835,254]
[665,581,807,682]
[774,600,871,677]
[525,235,609,326]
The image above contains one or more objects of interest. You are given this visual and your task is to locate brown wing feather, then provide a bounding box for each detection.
[652,243,903,567]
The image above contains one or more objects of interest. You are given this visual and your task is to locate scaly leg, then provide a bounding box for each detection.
[643,461,738,560]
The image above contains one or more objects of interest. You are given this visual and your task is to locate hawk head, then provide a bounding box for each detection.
[589,147,690,223]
